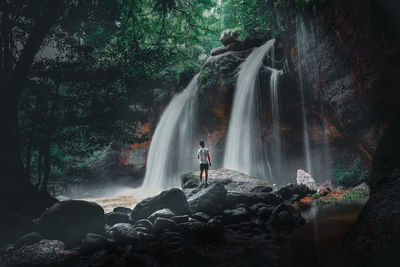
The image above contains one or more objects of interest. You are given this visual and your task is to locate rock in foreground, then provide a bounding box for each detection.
[130,188,190,223]
[181,168,273,192]
[37,200,105,246]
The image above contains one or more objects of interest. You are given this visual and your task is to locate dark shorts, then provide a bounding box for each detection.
[200,163,209,171]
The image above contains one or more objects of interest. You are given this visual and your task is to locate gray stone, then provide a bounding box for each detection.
[188,183,227,215]
[37,200,105,246]
[191,212,210,223]
[130,188,190,223]
[110,223,138,242]
[171,215,190,224]
[147,208,175,223]
[14,232,43,249]
[153,218,177,234]
[80,233,110,254]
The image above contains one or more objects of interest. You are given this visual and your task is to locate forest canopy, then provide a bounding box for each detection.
[1,0,280,195]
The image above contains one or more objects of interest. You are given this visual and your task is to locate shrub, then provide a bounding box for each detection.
[332,157,368,188]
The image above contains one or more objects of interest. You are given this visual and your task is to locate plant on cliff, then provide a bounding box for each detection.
[332,157,369,188]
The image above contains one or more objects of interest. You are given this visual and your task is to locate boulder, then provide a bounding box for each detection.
[250,185,273,193]
[130,188,190,223]
[147,208,175,223]
[222,207,251,225]
[191,212,210,223]
[105,212,130,226]
[224,191,283,208]
[3,239,79,267]
[134,219,154,233]
[14,232,43,249]
[153,218,177,234]
[249,203,269,213]
[277,183,315,200]
[182,168,271,192]
[0,215,36,246]
[220,29,240,47]
[267,203,305,233]
[296,169,317,191]
[256,206,275,221]
[113,207,132,214]
[171,215,190,224]
[188,183,227,215]
[110,223,138,243]
[210,46,229,56]
[352,183,370,192]
[80,233,110,254]
[37,200,105,246]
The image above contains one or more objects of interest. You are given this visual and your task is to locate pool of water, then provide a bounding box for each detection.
[279,203,364,267]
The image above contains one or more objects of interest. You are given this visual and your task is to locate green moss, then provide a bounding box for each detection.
[198,53,243,95]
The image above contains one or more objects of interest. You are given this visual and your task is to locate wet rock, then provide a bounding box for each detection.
[130,188,190,223]
[256,206,275,221]
[14,232,43,249]
[222,207,251,225]
[113,207,132,214]
[210,46,229,56]
[224,191,283,208]
[296,169,317,191]
[80,233,110,254]
[37,200,105,246]
[171,215,190,224]
[110,223,138,243]
[153,218,177,234]
[188,183,227,215]
[267,203,304,233]
[192,212,210,222]
[249,203,269,213]
[182,169,271,192]
[147,208,175,223]
[134,219,154,233]
[105,212,130,226]
[3,239,79,267]
[277,183,315,200]
[0,215,36,246]
[250,185,273,193]
[220,29,240,47]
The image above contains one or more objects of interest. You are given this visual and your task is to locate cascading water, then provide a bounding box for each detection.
[223,39,275,182]
[269,68,283,179]
[296,17,313,176]
[142,75,199,189]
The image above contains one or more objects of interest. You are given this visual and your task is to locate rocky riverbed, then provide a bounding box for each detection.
[0,169,369,267]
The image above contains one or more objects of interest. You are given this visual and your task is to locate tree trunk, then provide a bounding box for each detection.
[0,0,62,218]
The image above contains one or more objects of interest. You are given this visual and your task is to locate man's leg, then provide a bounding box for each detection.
[205,169,208,186]
[200,170,203,185]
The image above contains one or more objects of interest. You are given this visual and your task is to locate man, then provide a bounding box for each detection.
[197,141,211,187]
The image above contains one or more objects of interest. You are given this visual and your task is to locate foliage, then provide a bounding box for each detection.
[216,0,283,39]
[341,188,370,202]
[332,157,369,188]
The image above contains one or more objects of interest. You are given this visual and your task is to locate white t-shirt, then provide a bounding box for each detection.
[197,148,209,164]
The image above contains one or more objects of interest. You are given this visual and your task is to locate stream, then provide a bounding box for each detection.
[280,203,364,267]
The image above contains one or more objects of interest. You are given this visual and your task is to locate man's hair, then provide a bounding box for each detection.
[199,141,205,146]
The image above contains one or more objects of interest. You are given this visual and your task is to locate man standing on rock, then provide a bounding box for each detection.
[197,141,212,188]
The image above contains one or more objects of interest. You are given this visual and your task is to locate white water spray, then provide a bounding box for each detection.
[269,68,283,179]
[296,17,313,175]
[223,39,275,181]
[142,75,199,190]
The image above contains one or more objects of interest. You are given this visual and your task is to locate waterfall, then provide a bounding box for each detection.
[295,17,313,176]
[142,75,199,189]
[223,39,275,181]
[269,68,283,179]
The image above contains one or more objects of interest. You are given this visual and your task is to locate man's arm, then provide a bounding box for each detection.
[207,152,211,166]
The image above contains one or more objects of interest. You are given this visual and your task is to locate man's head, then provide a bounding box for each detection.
[199,141,205,147]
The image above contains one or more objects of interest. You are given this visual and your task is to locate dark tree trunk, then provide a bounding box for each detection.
[0,0,62,218]
[25,97,42,177]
